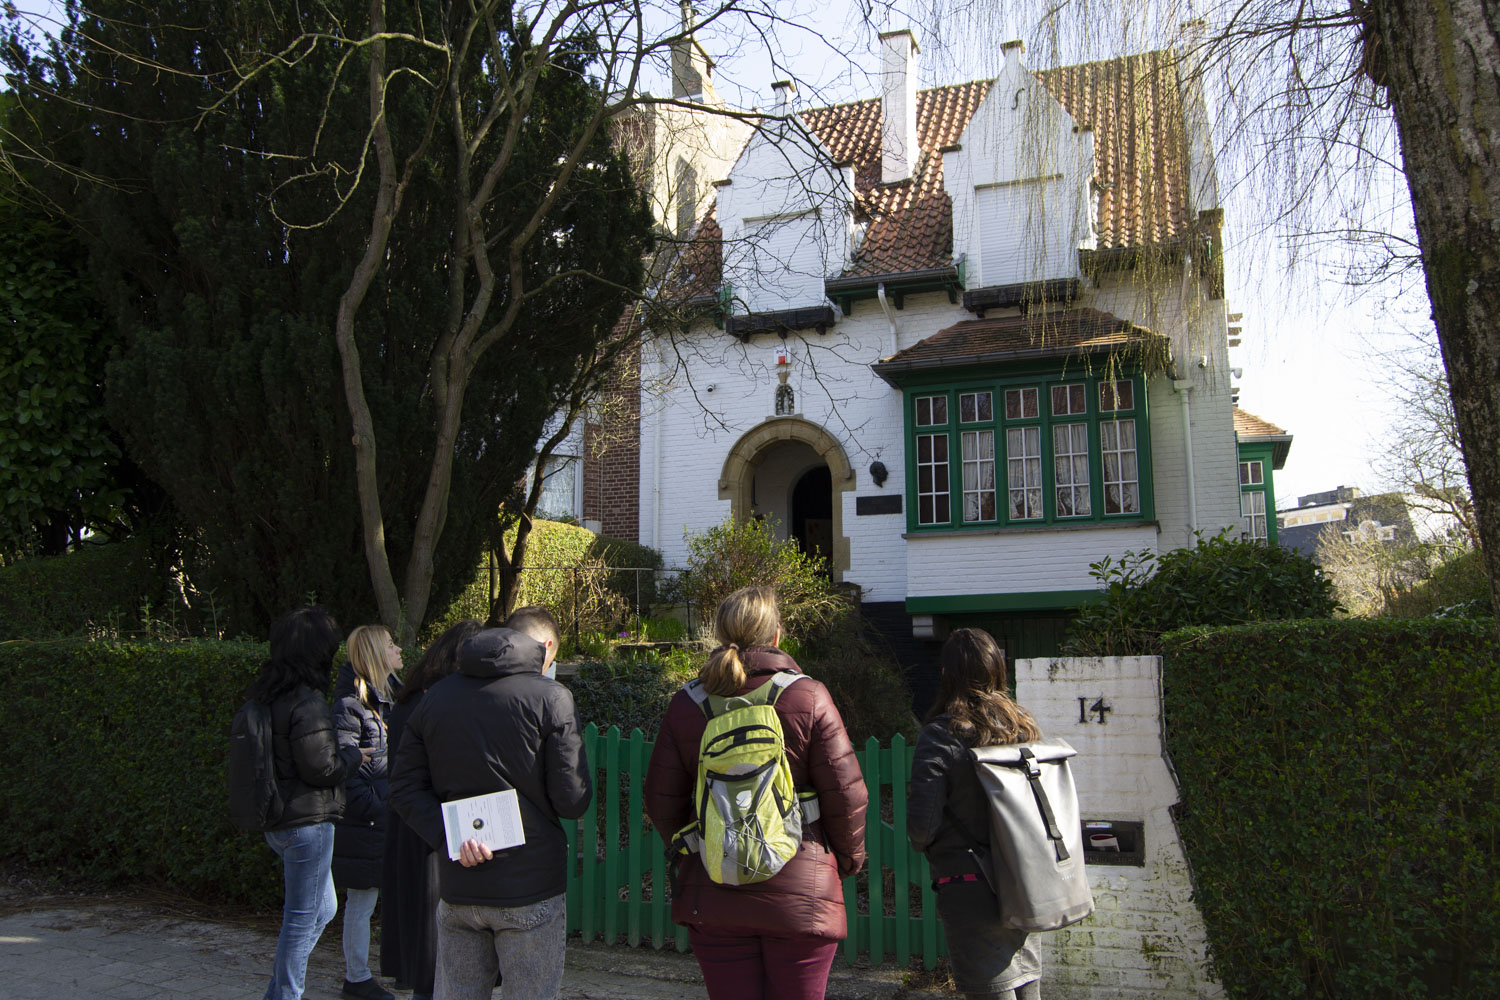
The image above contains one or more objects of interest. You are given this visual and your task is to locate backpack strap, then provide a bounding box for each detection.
[683,671,807,719]
[1018,746,1071,862]
[682,678,716,721]
[765,671,807,704]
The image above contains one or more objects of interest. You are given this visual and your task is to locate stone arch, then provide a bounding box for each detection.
[718,417,855,582]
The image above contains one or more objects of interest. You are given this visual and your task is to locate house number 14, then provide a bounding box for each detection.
[1078,696,1112,724]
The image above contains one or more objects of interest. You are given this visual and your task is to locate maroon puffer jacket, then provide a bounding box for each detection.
[644,646,868,939]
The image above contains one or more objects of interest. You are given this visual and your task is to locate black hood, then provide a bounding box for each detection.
[457,627,546,679]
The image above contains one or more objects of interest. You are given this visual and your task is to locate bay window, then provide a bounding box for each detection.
[904,373,1151,530]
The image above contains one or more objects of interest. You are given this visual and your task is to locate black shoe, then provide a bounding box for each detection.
[342,978,396,1000]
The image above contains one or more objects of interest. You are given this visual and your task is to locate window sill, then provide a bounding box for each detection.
[902,519,1159,539]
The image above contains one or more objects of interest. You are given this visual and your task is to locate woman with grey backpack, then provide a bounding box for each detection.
[907,628,1044,1000]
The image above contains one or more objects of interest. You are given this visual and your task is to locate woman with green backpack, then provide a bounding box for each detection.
[907,628,1045,1000]
[645,585,868,1000]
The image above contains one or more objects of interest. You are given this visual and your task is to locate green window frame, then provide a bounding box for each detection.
[903,373,1154,533]
[1236,444,1278,545]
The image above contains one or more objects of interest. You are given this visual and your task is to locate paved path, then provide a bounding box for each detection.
[0,898,938,999]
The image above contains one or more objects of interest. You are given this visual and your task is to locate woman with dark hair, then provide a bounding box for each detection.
[379,619,484,1000]
[645,586,868,1000]
[250,606,365,1000]
[907,628,1043,1000]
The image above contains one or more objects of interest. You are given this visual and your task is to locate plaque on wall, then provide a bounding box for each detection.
[856,494,903,516]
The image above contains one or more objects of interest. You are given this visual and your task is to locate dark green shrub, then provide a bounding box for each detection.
[566,647,702,736]
[1065,534,1337,655]
[1385,547,1493,618]
[676,517,847,639]
[590,534,665,617]
[0,540,161,639]
[797,614,918,745]
[1163,619,1500,998]
[0,639,281,905]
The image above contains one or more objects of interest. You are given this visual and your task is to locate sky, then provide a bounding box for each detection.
[5,0,1432,512]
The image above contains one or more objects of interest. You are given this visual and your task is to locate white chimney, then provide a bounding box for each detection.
[879,29,920,184]
[771,79,796,112]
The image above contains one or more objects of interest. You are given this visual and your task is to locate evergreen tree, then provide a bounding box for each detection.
[2,2,654,631]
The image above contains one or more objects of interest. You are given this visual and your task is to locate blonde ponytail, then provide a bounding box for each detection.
[699,586,780,697]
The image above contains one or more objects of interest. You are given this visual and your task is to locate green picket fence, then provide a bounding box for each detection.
[560,723,949,969]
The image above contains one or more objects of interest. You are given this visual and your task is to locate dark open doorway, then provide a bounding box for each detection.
[791,465,833,569]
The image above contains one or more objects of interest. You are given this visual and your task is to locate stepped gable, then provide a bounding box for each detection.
[667,50,1194,298]
[797,49,1193,277]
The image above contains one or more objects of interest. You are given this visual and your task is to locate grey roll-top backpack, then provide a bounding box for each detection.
[969,739,1094,931]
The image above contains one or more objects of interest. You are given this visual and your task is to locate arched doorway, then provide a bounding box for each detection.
[718,417,854,582]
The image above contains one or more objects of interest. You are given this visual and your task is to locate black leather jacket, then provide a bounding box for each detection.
[389,628,592,908]
[268,682,363,830]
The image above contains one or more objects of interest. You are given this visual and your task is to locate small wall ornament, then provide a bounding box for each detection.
[774,350,795,415]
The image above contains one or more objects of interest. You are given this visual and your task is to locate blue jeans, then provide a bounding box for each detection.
[343,887,379,982]
[435,894,565,1000]
[263,822,338,1000]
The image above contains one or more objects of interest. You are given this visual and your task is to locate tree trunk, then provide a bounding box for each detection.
[489,512,535,626]
[1370,0,1500,625]
[334,0,404,633]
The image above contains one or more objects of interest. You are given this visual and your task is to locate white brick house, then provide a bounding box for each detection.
[624,32,1290,700]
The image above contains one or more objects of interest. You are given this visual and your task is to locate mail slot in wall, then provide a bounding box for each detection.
[1082,819,1145,866]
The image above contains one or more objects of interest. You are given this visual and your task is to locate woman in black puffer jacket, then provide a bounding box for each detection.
[331,625,403,1000]
[250,606,365,1000]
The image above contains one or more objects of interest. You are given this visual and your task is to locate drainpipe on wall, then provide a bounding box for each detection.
[652,371,664,550]
[877,282,899,355]
[1173,379,1197,533]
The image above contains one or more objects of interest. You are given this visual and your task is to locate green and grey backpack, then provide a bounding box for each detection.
[671,673,821,885]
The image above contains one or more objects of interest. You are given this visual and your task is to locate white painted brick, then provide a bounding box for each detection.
[1015,656,1223,999]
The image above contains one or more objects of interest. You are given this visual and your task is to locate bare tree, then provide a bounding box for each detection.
[1371,332,1480,551]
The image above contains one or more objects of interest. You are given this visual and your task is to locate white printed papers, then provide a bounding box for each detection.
[441,789,526,861]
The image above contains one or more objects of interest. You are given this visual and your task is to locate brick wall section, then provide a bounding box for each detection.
[582,340,643,542]
[1015,655,1223,999]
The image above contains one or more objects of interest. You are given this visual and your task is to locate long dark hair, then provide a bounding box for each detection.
[398,619,484,704]
[925,628,1041,747]
[249,606,342,703]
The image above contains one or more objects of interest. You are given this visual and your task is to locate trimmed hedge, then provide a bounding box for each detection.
[0,540,158,639]
[0,638,281,905]
[1163,618,1500,998]
[1066,534,1337,656]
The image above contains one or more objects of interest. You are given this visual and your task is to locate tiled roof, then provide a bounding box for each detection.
[670,49,1195,295]
[878,307,1160,369]
[799,49,1193,276]
[671,207,723,299]
[1233,407,1288,438]
[802,82,990,277]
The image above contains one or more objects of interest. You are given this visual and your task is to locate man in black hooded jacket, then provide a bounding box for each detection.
[389,626,591,1000]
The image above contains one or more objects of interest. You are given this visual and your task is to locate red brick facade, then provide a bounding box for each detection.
[581,342,642,541]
